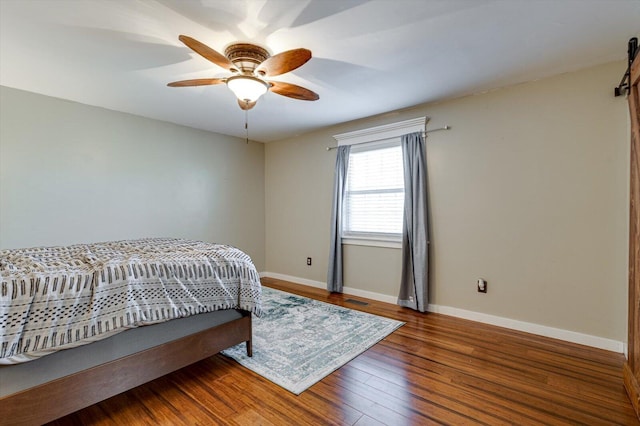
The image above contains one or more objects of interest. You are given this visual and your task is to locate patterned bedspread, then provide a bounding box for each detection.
[0,238,262,364]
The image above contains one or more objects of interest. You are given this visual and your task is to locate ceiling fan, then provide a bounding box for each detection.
[168,35,319,110]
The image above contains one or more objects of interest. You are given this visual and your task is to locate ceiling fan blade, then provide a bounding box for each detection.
[269,81,319,101]
[256,48,312,77]
[178,35,237,72]
[167,78,226,87]
[238,99,257,110]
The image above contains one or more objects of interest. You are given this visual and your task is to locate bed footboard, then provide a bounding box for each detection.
[0,311,252,426]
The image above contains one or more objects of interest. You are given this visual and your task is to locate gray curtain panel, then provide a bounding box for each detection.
[398,131,429,312]
[327,145,351,293]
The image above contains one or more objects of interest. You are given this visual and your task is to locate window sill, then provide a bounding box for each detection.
[342,238,402,249]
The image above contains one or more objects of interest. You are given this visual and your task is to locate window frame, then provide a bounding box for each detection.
[341,139,404,248]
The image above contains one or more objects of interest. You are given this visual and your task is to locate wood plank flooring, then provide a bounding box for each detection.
[49,277,639,425]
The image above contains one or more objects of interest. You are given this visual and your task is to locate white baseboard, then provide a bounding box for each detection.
[259,271,624,353]
[427,304,624,353]
[260,271,398,303]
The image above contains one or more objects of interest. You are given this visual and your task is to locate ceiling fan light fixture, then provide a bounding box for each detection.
[226,75,269,102]
[169,36,319,110]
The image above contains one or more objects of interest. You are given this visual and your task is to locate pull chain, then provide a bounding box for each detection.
[244,103,249,144]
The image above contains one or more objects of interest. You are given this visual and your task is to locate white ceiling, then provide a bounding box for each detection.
[1,0,638,142]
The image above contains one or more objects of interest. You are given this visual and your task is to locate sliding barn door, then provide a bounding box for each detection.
[625,50,640,420]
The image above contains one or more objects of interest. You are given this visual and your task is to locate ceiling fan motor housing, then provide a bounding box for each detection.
[224,43,270,75]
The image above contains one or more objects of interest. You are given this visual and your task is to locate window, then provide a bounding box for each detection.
[343,140,404,245]
[333,116,426,248]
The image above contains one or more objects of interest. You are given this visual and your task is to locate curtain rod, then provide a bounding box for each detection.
[326,126,450,151]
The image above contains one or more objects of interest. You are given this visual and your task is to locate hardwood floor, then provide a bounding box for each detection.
[49,277,639,425]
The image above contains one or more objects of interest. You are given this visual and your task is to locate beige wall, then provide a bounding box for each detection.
[0,86,265,270]
[265,61,629,342]
[0,61,630,342]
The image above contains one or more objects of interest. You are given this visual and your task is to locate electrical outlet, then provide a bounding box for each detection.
[477,278,487,293]
[306,257,312,266]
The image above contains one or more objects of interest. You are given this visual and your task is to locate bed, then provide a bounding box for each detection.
[0,238,262,425]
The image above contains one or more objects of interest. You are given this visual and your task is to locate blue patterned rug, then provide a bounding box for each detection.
[221,286,404,394]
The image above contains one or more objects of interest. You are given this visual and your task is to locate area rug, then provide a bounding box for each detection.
[221,286,404,395]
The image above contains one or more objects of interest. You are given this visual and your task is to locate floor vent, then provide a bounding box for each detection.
[345,298,368,306]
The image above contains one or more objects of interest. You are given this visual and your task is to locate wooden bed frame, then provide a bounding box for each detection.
[0,311,252,426]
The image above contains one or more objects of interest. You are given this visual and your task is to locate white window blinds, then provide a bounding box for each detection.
[343,142,404,240]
